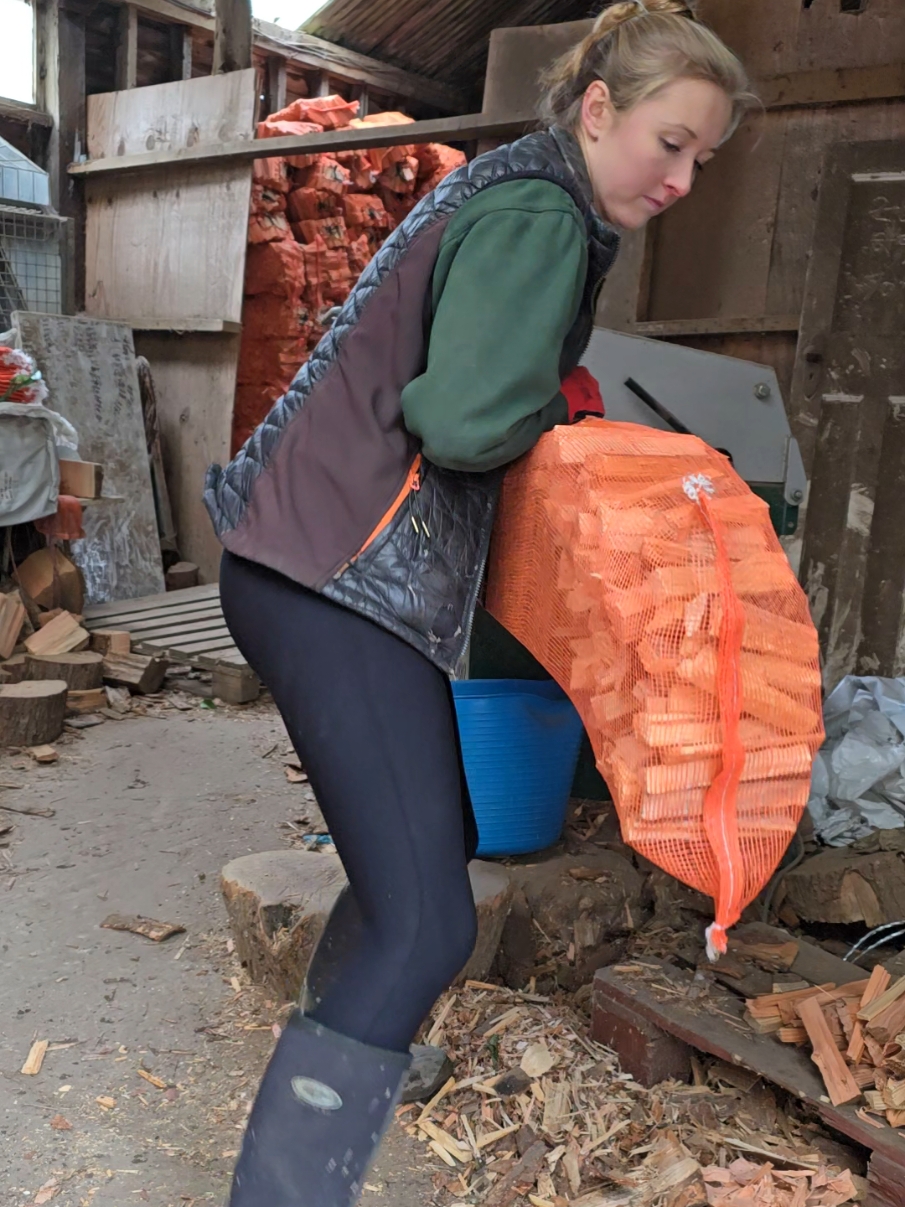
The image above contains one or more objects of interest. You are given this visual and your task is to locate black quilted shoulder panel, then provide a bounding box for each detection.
[203,128,614,538]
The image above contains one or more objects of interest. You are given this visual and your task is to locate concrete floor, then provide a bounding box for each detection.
[1,701,438,1207]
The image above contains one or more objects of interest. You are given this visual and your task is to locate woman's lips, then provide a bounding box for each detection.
[644,195,666,211]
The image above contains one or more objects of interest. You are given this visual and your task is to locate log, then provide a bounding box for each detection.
[1,654,27,683]
[0,593,26,659]
[221,851,512,1003]
[0,680,68,746]
[89,630,131,656]
[102,651,167,694]
[25,651,104,690]
[25,613,90,657]
[66,688,108,715]
[58,459,103,499]
[165,561,199,591]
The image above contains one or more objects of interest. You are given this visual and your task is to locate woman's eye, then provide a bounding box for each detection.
[694,161,706,174]
[661,139,681,153]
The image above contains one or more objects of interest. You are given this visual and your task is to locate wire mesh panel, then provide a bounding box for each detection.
[0,206,65,331]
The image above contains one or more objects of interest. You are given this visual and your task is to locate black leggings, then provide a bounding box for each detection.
[220,552,478,1054]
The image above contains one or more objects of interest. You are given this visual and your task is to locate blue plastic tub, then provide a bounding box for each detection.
[451,679,584,857]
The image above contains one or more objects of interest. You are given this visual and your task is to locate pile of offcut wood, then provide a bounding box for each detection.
[747,964,905,1125]
[1,549,165,748]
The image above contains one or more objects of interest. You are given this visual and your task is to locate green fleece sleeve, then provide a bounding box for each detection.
[400,187,587,472]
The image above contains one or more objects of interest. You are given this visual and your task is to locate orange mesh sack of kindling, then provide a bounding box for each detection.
[485,421,825,959]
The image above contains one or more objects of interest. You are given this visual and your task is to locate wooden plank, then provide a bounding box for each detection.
[633,315,799,338]
[646,115,787,323]
[214,0,252,75]
[115,4,139,91]
[124,318,242,333]
[94,604,225,631]
[592,958,905,1170]
[134,332,240,581]
[119,620,230,646]
[86,583,220,619]
[13,314,165,606]
[0,97,53,128]
[84,72,256,329]
[69,112,536,177]
[760,64,905,109]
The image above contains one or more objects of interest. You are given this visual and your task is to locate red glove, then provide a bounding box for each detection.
[561,366,604,422]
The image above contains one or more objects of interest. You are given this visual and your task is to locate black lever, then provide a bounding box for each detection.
[624,377,733,466]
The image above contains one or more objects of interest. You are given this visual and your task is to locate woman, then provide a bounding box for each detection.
[204,3,752,1203]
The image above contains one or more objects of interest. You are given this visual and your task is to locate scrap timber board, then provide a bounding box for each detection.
[593,955,905,1207]
[83,584,245,670]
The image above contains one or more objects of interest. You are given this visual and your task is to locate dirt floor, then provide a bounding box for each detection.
[0,698,439,1207]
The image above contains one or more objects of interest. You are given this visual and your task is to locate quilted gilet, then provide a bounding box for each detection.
[204,126,620,673]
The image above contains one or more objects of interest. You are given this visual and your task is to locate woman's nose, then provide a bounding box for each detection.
[664,158,696,199]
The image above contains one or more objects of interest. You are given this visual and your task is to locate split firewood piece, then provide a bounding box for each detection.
[857,974,905,1024]
[27,745,58,764]
[102,652,167,695]
[483,1140,548,1207]
[729,937,799,972]
[67,688,108,715]
[0,592,26,660]
[24,611,89,657]
[797,995,862,1106]
[21,1039,49,1075]
[848,966,891,1064]
[58,459,103,499]
[0,680,68,747]
[26,651,104,691]
[100,914,185,942]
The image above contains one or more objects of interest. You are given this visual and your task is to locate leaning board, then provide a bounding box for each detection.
[84,583,246,668]
[13,311,165,605]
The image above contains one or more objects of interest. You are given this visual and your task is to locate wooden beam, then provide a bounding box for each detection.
[314,71,332,97]
[115,4,139,91]
[760,63,905,109]
[36,0,86,311]
[633,315,800,339]
[0,97,53,128]
[69,112,534,177]
[252,23,468,112]
[214,0,253,74]
[264,55,287,117]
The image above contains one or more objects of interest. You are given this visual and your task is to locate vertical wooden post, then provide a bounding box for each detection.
[213,0,253,74]
[314,71,332,96]
[170,24,193,81]
[35,0,86,312]
[857,398,905,676]
[115,4,139,91]
[354,83,369,118]
[264,55,287,117]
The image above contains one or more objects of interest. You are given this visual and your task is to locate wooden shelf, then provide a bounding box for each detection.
[68,112,536,178]
[117,318,242,334]
[631,315,800,339]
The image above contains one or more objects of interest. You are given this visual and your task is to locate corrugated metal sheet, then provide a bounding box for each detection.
[304,0,595,101]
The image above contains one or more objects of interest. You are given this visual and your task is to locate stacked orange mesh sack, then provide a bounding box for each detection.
[485,420,825,959]
[233,95,466,452]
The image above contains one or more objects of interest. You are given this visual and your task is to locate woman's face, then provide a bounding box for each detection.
[576,77,733,230]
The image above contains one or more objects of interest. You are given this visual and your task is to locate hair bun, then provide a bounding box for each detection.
[593,0,696,36]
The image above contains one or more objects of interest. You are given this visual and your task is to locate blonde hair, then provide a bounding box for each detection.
[539,0,756,139]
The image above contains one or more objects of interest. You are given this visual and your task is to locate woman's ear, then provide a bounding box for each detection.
[580,80,614,142]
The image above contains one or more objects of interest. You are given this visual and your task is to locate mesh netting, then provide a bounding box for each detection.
[486,421,824,957]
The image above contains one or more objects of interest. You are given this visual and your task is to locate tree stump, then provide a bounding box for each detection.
[26,651,104,691]
[0,680,68,746]
[221,851,513,1003]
